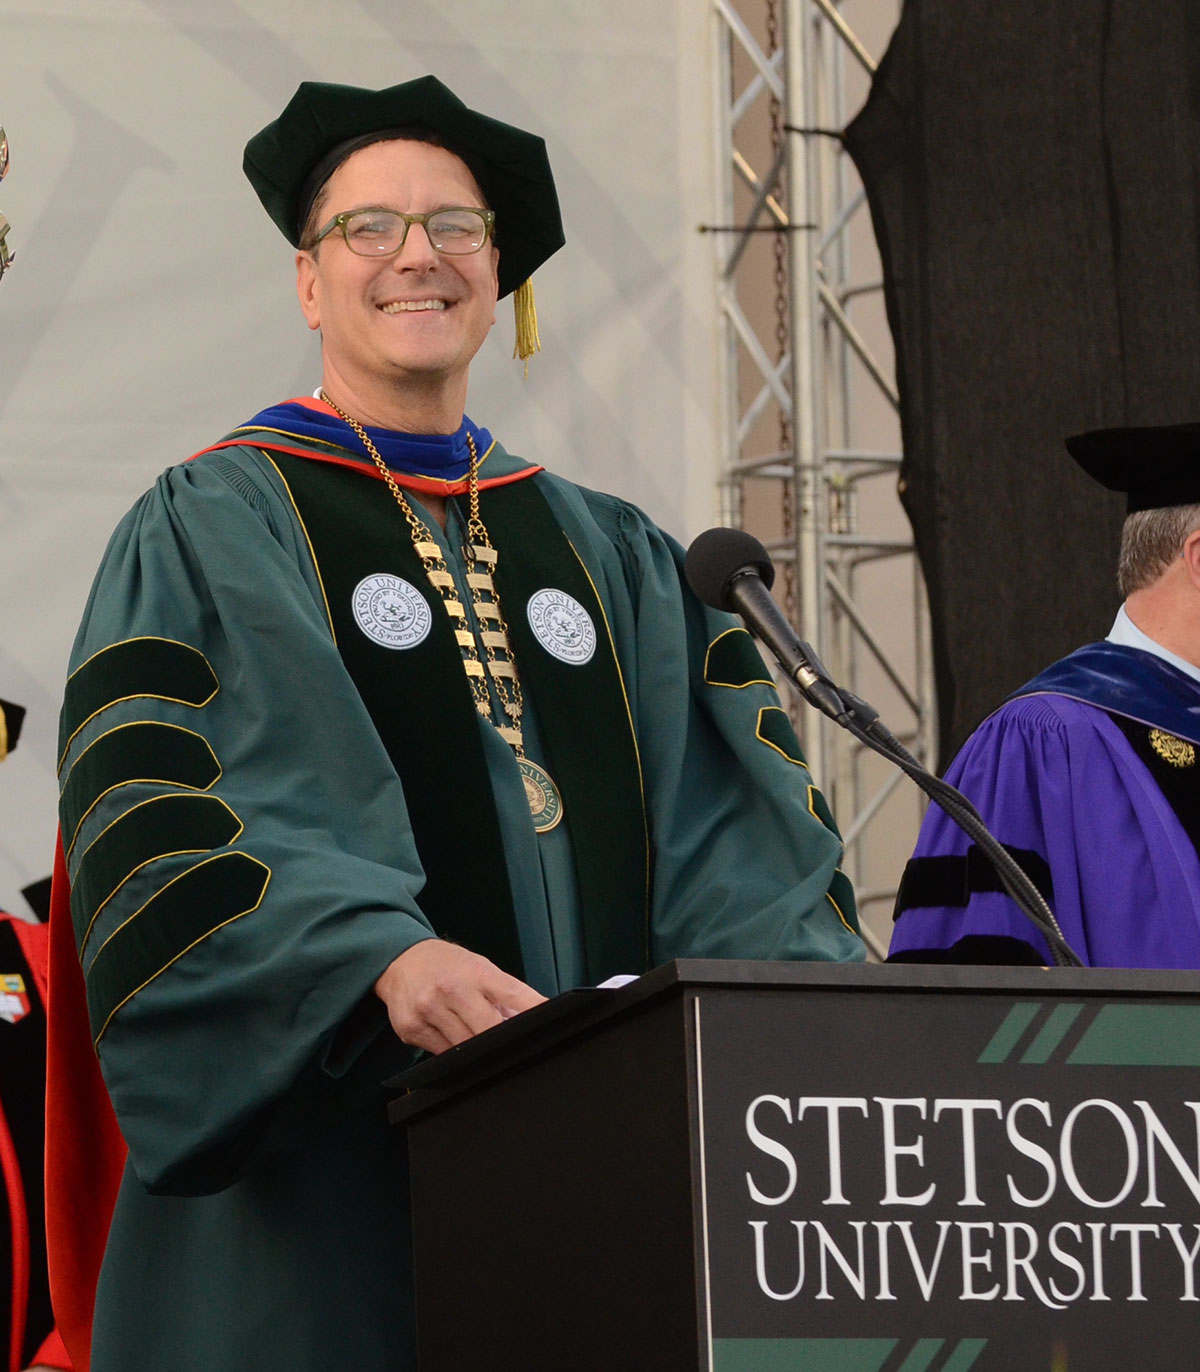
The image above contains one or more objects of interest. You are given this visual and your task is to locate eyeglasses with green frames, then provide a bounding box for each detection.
[311,206,495,258]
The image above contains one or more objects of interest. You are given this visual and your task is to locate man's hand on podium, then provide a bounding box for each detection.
[374,939,546,1054]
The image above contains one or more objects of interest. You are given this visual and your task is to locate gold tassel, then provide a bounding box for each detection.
[512,277,541,378]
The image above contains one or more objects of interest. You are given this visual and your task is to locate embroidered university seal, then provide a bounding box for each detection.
[352,574,432,650]
[526,588,596,665]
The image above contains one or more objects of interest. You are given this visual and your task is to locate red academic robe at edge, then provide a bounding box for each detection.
[42,838,113,1372]
[1,900,71,1372]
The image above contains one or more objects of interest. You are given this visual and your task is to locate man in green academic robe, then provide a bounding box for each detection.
[49,77,863,1372]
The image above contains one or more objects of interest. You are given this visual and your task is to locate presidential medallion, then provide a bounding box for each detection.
[527,588,597,665]
[1149,728,1195,768]
[519,757,563,833]
[352,574,432,650]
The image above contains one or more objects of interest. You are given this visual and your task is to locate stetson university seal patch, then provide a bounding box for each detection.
[352,574,432,650]
[526,588,597,665]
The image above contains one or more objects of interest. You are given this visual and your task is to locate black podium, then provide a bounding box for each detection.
[389,960,1200,1371]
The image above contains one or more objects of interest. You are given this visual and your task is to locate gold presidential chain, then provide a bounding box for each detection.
[320,391,563,831]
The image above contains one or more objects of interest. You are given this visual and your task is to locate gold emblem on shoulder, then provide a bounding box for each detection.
[1149,728,1195,767]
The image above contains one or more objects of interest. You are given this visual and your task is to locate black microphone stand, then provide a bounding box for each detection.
[684,526,1083,969]
[780,641,1083,969]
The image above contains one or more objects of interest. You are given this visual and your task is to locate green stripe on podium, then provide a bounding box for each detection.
[1020,1003,1083,1063]
[712,1339,897,1371]
[896,1340,945,1372]
[940,1341,987,1371]
[977,1001,1040,1063]
[711,1339,987,1371]
[1068,1004,1200,1065]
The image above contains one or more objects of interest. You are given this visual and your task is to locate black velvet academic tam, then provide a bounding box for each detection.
[243,74,565,300]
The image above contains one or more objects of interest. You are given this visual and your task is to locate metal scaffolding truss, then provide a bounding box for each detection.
[708,0,934,959]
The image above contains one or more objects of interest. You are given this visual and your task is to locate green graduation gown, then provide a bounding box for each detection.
[57,422,862,1371]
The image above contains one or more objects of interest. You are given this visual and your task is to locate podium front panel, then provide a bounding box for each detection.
[394,961,1200,1371]
[403,994,704,1370]
[695,981,1200,1370]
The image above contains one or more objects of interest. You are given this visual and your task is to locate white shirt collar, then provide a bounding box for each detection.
[1107,605,1200,685]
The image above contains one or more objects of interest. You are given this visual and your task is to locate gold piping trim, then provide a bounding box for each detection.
[260,450,337,644]
[703,627,775,690]
[92,855,272,1044]
[825,885,857,937]
[566,538,652,950]
[74,794,244,959]
[805,785,822,824]
[230,424,354,452]
[756,706,809,767]
[85,848,262,974]
[58,636,219,774]
[64,635,214,686]
[0,704,7,763]
[62,721,222,863]
[805,785,857,937]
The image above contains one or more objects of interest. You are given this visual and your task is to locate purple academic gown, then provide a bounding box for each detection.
[888,643,1200,968]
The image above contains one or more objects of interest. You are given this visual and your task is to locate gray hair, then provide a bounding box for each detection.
[1118,503,1200,596]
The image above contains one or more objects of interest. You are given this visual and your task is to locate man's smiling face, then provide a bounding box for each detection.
[295,138,499,422]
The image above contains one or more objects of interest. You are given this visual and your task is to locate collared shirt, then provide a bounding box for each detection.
[1107,604,1200,687]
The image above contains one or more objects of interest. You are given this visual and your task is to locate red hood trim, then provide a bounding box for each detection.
[188,438,543,499]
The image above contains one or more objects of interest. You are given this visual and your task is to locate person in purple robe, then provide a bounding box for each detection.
[889,423,1200,969]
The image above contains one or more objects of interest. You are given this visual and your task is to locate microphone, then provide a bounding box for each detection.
[684,528,849,722]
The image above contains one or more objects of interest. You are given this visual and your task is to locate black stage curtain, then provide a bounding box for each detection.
[844,0,1200,766]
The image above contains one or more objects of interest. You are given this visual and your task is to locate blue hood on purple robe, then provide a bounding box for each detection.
[1009,641,1200,747]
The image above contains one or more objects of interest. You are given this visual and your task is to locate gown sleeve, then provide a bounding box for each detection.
[887,695,1088,965]
[558,486,864,966]
[57,451,435,1195]
[889,691,1200,968]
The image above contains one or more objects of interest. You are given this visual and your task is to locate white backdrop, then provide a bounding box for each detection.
[0,0,721,910]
